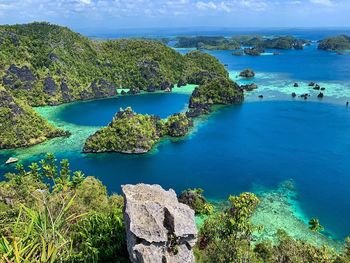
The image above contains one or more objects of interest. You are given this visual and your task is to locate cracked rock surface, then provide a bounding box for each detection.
[122,184,197,263]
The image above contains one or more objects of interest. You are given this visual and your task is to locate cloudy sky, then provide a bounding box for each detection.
[0,0,349,32]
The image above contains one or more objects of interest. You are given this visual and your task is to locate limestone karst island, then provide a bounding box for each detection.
[1,1,350,262]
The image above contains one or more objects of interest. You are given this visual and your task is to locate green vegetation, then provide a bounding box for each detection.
[0,22,228,106]
[233,35,309,50]
[318,35,350,51]
[0,154,127,262]
[166,113,193,137]
[178,188,213,215]
[188,77,243,117]
[83,107,165,154]
[309,218,324,232]
[195,193,350,263]
[1,156,350,262]
[175,36,240,50]
[83,109,196,153]
[184,50,229,85]
[0,86,68,149]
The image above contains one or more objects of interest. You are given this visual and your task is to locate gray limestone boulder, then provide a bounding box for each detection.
[122,184,197,263]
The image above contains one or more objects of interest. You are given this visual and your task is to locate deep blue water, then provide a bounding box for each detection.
[212,47,350,81]
[177,44,350,82]
[1,99,350,240]
[55,93,190,126]
[1,29,350,241]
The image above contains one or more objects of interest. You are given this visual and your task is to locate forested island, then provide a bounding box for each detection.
[175,36,241,50]
[174,35,310,54]
[318,35,350,51]
[83,108,193,154]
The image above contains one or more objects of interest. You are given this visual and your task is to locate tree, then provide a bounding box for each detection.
[309,218,324,232]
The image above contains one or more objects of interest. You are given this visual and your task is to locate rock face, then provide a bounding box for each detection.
[166,113,193,137]
[122,184,197,263]
[241,83,258,92]
[43,76,57,96]
[2,64,36,90]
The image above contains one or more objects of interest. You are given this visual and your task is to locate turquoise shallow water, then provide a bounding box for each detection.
[1,33,350,244]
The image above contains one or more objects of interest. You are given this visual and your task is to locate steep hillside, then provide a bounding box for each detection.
[0,22,227,106]
[0,86,68,149]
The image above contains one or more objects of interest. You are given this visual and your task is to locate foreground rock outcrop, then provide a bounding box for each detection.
[122,184,197,263]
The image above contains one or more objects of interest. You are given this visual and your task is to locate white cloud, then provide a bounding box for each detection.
[78,0,92,4]
[239,0,268,11]
[196,1,217,10]
[310,0,333,6]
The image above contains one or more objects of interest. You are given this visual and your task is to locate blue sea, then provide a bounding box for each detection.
[1,28,350,242]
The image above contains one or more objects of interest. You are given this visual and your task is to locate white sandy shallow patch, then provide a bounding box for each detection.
[229,70,350,104]
[172,84,197,95]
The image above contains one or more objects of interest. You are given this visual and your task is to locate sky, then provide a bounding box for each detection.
[0,0,349,33]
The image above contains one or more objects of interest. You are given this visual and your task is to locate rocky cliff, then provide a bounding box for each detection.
[122,184,197,263]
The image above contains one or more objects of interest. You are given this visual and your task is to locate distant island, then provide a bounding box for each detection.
[175,36,241,50]
[318,35,350,51]
[174,35,310,54]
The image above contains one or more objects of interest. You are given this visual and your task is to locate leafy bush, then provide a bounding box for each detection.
[0,154,127,262]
